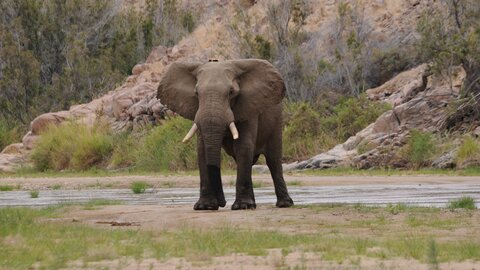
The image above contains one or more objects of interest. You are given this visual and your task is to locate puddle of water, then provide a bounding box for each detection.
[0,184,479,208]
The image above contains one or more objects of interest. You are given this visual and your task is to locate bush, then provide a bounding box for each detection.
[136,117,197,171]
[456,136,480,168]
[31,122,113,171]
[283,103,337,161]
[131,181,149,194]
[282,97,390,162]
[0,120,22,151]
[401,130,436,169]
[448,196,476,210]
[323,95,391,141]
[109,132,140,169]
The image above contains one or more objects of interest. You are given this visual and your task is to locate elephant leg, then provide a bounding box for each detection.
[232,122,257,210]
[265,134,293,208]
[194,135,226,210]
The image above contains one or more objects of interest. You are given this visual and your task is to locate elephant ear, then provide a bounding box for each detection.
[230,59,286,122]
[157,62,201,120]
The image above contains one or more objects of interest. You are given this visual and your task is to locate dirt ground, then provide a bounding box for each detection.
[56,204,480,270]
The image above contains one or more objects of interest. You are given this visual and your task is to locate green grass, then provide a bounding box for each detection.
[136,117,197,172]
[0,205,478,269]
[31,122,113,171]
[448,196,477,210]
[401,130,436,169]
[82,199,123,210]
[0,185,15,191]
[131,181,149,194]
[30,190,39,198]
[456,136,480,167]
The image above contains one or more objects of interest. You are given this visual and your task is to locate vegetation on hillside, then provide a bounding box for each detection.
[417,0,480,128]
[0,0,195,127]
[29,97,388,172]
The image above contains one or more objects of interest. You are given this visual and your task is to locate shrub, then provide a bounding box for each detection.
[401,130,436,169]
[131,181,149,194]
[30,190,39,198]
[282,97,389,162]
[31,122,113,171]
[136,117,197,171]
[109,132,140,169]
[324,95,391,141]
[283,102,337,161]
[0,120,22,151]
[448,196,476,210]
[456,136,480,168]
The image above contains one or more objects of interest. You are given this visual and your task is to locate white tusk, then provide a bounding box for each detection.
[229,122,239,140]
[182,123,198,143]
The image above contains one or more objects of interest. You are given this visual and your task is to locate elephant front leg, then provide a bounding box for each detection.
[194,136,226,210]
[232,145,256,210]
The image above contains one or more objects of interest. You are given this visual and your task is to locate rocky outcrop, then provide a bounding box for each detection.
[271,65,468,172]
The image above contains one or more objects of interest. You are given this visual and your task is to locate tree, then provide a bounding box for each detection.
[418,0,480,127]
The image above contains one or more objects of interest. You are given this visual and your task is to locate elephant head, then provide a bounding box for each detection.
[157,59,285,167]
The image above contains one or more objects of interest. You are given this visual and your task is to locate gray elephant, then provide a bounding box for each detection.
[157,59,293,210]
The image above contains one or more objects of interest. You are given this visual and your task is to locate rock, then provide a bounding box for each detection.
[30,111,70,135]
[0,154,25,173]
[366,64,427,106]
[146,46,167,63]
[132,64,148,75]
[432,149,457,169]
[22,132,39,150]
[112,82,157,120]
[1,143,24,155]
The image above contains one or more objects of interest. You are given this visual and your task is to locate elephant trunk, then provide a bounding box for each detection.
[200,118,226,167]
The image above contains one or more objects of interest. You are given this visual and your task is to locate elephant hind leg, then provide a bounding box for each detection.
[265,136,293,208]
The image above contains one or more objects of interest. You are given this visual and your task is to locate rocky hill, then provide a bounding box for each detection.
[2,0,476,172]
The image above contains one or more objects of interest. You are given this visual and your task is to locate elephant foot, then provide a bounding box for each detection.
[194,197,223,211]
[231,199,256,210]
[276,197,294,208]
[217,197,227,208]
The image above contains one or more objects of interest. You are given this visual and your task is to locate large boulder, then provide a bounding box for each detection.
[283,65,467,171]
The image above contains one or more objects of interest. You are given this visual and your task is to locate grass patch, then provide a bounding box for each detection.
[136,117,197,172]
[288,180,303,186]
[401,130,436,169]
[456,136,480,168]
[0,185,15,191]
[82,199,122,210]
[30,190,39,198]
[252,180,263,188]
[131,181,149,194]
[282,97,390,162]
[0,205,478,269]
[31,122,113,171]
[448,196,477,210]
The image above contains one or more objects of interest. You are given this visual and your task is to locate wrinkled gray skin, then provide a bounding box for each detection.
[157,59,293,210]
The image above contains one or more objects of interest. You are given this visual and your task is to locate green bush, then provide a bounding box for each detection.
[131,181,149,194]
[136,117,197,171]
[109,132,140,169]
[0,120,22,151]
[31,122,113,171]
[283,102,337,161]
[324,95,391,141]
[282,97,390,162]
[448,196,476,210]
[456,136,480,168]
[401,130,436,169]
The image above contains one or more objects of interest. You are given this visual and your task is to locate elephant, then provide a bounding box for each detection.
[157,59,294,210]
